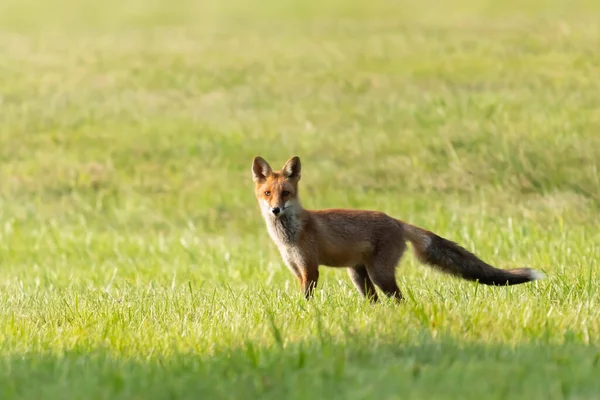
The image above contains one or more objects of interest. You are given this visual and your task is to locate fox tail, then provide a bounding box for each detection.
[401,222,544,286]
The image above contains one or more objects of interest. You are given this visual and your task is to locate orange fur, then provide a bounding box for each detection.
[252,156,544,302]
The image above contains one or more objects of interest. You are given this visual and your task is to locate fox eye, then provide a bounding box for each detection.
[282,191,290,196]
[264,190,271,196]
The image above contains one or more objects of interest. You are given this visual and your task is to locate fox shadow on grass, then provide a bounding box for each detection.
[2,334,599,400]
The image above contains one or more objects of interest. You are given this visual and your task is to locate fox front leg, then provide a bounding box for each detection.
[283,259,314,299]
[299,264,319,300]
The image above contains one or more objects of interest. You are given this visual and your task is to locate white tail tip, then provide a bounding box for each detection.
[529,270,546,281]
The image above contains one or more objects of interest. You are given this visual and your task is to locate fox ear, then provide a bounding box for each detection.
[281,156,301,181]
[252,156,273,183]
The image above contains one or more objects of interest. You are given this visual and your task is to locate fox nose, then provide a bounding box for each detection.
[271,207,281,215]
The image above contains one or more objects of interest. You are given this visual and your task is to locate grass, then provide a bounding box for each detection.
[1,0,600,398]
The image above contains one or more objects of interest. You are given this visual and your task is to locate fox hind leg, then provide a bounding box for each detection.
[366,242,406,302]
[348,264,379,302]
[367,267,403,301]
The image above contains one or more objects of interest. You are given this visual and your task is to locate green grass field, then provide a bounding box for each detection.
[1,0,599,398]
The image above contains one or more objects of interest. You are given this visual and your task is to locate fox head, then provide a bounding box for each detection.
[252,156,301,218]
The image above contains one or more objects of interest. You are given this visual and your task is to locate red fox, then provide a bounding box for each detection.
[252,155,544,302]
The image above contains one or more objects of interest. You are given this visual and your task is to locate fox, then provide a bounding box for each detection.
[251,155,544,302]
